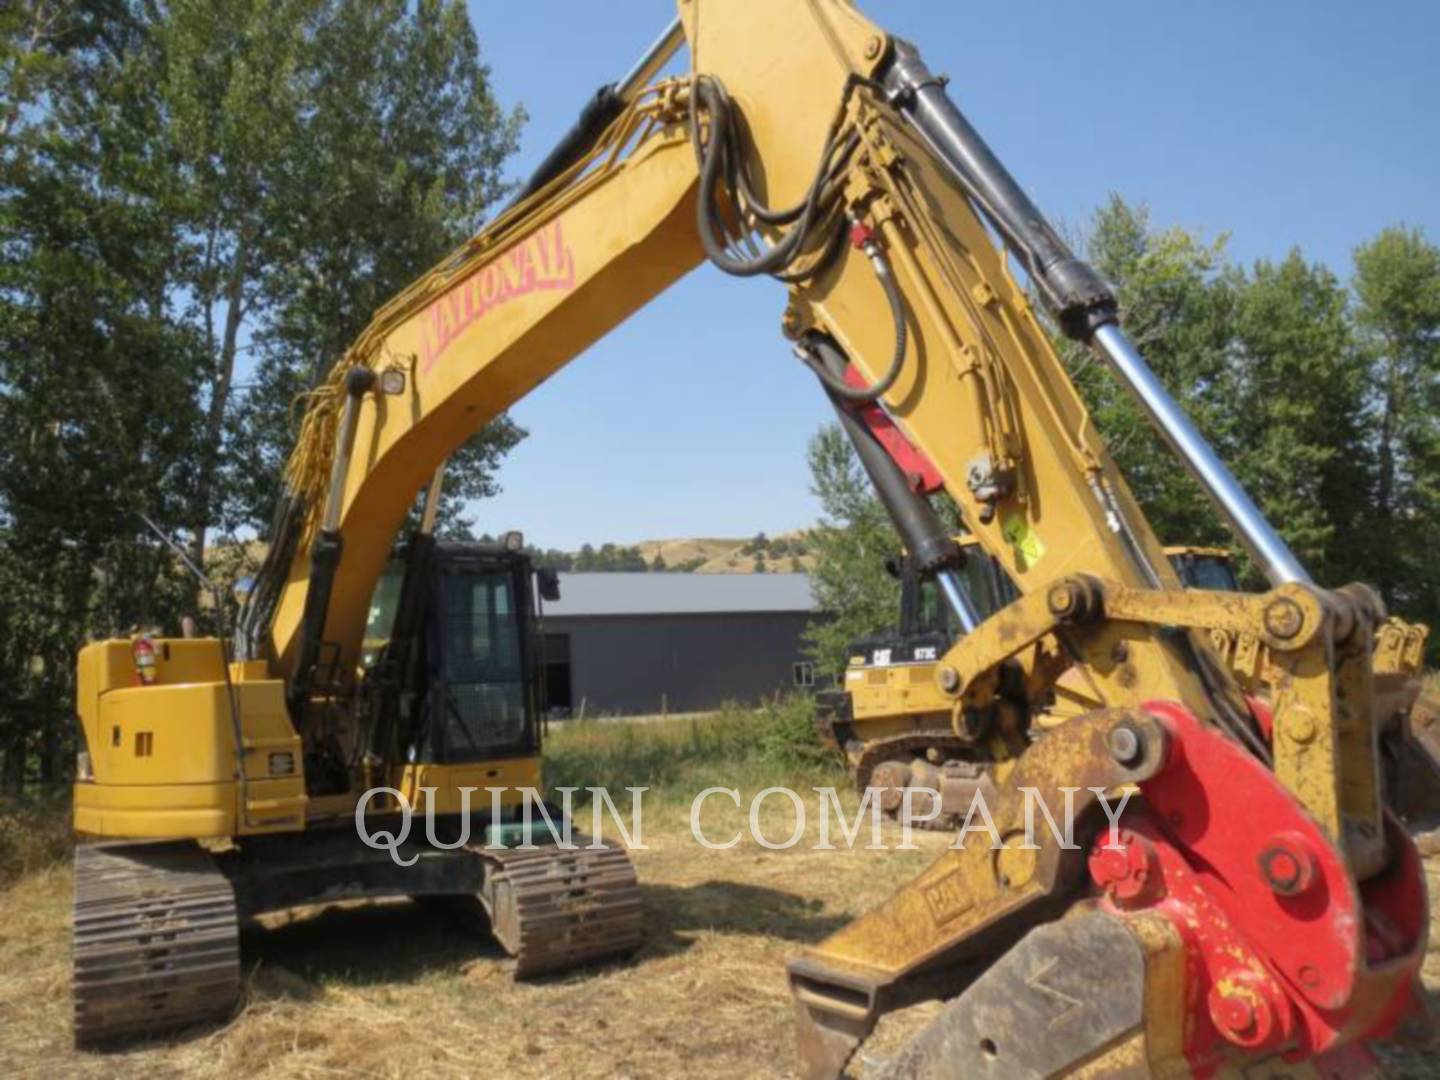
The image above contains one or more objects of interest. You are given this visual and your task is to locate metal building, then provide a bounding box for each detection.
[538,572,818,716]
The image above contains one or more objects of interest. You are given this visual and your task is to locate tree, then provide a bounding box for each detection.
[0,0,525,789]
[0,1,207,788]
[803,425,901,677]
[1352,227,1440,631]
[157,0,525,545]
[1232,252,1368,582]
[1063,197,1376,590]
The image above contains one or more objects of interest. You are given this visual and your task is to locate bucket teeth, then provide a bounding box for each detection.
[72,842,240,1049]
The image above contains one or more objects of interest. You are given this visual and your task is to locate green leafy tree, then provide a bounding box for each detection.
[1231,252,1368,581]
[157,0,526,543]
[1351,227,1440,631]
[0,0,525,789]
[1064,197,1374,590]
[803,425,900,677]
[0,2,206,788]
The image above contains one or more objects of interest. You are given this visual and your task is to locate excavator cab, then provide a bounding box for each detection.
[847,537,1016,667]
[361,537,550,768]
[416,545,540,763]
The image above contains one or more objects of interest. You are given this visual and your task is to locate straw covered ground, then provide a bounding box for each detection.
[1,791,952,1077]
[2,708,1439,1078]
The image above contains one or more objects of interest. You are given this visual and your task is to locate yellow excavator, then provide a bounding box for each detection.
[72,2,1433,1074]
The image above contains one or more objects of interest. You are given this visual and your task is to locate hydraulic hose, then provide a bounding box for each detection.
[688,76,862,280]
[795,233,909,404]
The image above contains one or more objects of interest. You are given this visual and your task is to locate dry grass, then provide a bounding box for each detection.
[631,533,817,574]
[0,796,949,1079]
[4,705,1439,1079]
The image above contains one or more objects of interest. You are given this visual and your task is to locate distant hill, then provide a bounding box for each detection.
[527,531,816,574]
[633,532,815,574]
[206,531,817,578]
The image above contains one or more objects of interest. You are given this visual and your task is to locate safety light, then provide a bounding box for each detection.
[379,367,407,395]
[503,530,524,552]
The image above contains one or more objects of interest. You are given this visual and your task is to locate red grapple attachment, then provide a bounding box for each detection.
[1082,701,1429,1068]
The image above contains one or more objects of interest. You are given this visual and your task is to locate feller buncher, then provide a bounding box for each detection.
[71,2,1435,1074]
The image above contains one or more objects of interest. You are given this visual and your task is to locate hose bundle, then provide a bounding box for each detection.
[687,75,907,403]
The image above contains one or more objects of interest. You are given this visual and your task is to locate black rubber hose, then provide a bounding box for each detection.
[796,250,909,404]
[689,78,856,280]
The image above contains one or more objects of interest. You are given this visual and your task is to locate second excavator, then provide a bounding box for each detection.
[72,2,1432,1075]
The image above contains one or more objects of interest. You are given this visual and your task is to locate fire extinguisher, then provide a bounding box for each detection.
[132,635,158,686]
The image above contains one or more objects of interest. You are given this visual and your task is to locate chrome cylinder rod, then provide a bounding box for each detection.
[617,16,685,100]
[419,460,446,537]
[1093,324,1310,585]
[322,369,375,533]
[938,570,982,634]
[881,38,1310,588]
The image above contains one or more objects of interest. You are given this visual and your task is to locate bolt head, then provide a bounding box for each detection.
[1209,987,1258,1040]
[1087,830,1161,907]
[864,34,883,59]
[1107,724,1143,767]
[1286,710,1318,744]
[1258,834,1317,896]
[1263,598,1305,640]
[1206,971,1286,1050]
[1047,584,1076,616]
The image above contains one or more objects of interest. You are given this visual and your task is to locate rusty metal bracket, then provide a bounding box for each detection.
[787,707,1168,1079]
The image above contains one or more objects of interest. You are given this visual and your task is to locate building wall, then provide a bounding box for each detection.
[540,610,815,715]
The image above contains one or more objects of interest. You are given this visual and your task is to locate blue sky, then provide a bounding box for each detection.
[462,1,1440,551]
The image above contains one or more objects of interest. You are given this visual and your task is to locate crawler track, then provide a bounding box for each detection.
[473,837,643,978]
[72,842,240,1048]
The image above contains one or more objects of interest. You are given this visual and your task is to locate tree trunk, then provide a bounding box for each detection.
[1374,351,1398,603]
[2,736,24,795]
[188,239,248,570]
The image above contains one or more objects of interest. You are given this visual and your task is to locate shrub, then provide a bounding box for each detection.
[544,696,842,803]
[0,794,71,888]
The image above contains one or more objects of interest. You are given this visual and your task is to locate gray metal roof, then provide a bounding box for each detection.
[543,572,817,617]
